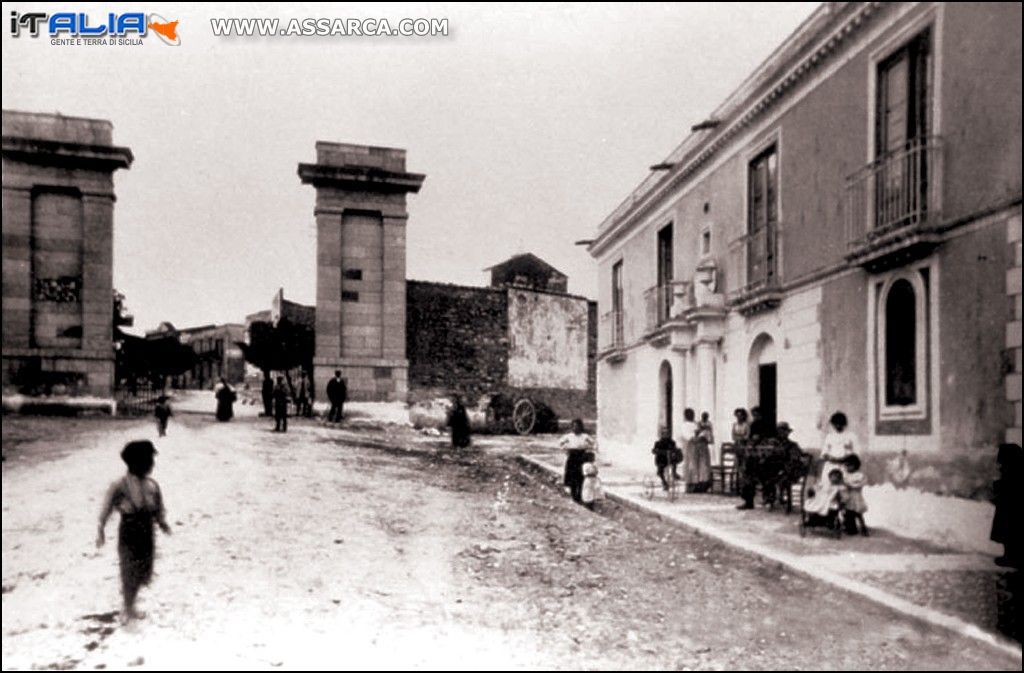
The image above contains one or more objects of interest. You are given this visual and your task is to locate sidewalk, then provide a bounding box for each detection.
[520,449,1022,662]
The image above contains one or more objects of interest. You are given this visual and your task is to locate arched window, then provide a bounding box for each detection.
[885,279,916,406]
[876,268,928,422]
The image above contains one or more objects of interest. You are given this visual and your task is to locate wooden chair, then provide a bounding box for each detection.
[711,443,738,494]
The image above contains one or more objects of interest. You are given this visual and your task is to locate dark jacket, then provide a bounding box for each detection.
[326,377,347,404]
[272,384,289,413]
[652,438,681,467]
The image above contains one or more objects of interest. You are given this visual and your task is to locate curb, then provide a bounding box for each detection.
[517,454,1023,663]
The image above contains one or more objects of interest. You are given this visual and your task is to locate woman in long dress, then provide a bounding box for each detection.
[680,408,711,493]
[447,395,471,448]
[214,378,236,422]
[559,418,595,503]
[820,411,857,485]
[693,412,715,492]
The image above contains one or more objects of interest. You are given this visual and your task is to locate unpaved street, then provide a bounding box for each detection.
[2,414,1018,670]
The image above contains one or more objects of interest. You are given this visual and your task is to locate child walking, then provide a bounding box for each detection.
[97,440,172,623]
[154,395,172,437]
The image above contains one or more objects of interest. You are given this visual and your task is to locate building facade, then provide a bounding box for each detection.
[589,2,1021,495]
[2,111,132,398]
[299,142,425,402]
[147,322,246,389]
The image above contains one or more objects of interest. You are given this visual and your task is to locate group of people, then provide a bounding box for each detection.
[651,408,716,493]
[729,407,806,510]
[730,408,869,532]
[642,404,870,531]
[147,371,350,435]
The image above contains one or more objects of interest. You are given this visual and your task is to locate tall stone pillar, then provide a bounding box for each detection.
[694,341,717,421]
[299,142,425,402]
[1,111,132,399]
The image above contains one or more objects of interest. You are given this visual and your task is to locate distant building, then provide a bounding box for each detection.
[147,322,246,389]
[1,110,132,398]
[244,288,316,343]
[486,252,569,293]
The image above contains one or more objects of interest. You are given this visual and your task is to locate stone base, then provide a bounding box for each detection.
[2,353,113,398]
[314,357,408,402]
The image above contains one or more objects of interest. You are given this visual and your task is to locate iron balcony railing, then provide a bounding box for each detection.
[846,135,943,249]
[600,308,625,352]
[728,225,781,302]
[644,280,693,332]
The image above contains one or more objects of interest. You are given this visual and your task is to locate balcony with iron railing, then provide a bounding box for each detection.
[643,280,693,339]
[728,225,783,315]
[599,308,626,362]
[845,135,943,272]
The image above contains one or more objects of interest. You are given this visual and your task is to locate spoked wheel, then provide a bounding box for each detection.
[512,398,536,435]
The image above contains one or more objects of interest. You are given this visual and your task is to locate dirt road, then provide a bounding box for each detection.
[1,414,1018,669]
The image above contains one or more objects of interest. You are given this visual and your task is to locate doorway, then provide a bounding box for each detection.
[758,363,777,430]
[748,333,778,431]
[659,360,673,437]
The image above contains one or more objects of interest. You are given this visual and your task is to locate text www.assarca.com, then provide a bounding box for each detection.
[210,17,449,38]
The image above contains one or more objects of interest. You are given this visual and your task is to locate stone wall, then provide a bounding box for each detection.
[406,281,597,422]
[406,281,509,399]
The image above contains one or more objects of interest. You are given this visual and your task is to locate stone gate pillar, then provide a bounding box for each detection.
[2,111,132,399]
[298,143,425,402]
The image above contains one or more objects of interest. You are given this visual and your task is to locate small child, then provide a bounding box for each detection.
[651,426,681,491]
[154,395,172,437]
[580,462,605,510]
[697,412,715,446]
[842,454,869,535]
[804,468,845,529]
[97,440,172,623]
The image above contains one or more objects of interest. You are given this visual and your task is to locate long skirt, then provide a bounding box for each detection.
[216,400,233,422]
[118,513,155,597]
[683,439,712,491]
[564,449,593,501]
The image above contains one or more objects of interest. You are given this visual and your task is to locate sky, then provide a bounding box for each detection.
[2,2,816,333]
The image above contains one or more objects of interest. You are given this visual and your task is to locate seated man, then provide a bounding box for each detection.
[777,422,807,495]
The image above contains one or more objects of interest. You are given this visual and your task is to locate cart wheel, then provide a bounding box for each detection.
[512,398,536,435]
[642,476,656,500]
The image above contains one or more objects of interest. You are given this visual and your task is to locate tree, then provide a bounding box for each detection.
[113,290,195,389]
[237,317,314,387]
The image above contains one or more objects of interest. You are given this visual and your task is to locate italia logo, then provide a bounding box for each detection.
[9,11,181,45]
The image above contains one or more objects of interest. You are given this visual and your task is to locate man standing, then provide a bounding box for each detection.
[737,406,772,509]
[296,371,311,418]
[273,376,289,432]
[326,370,347,423]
